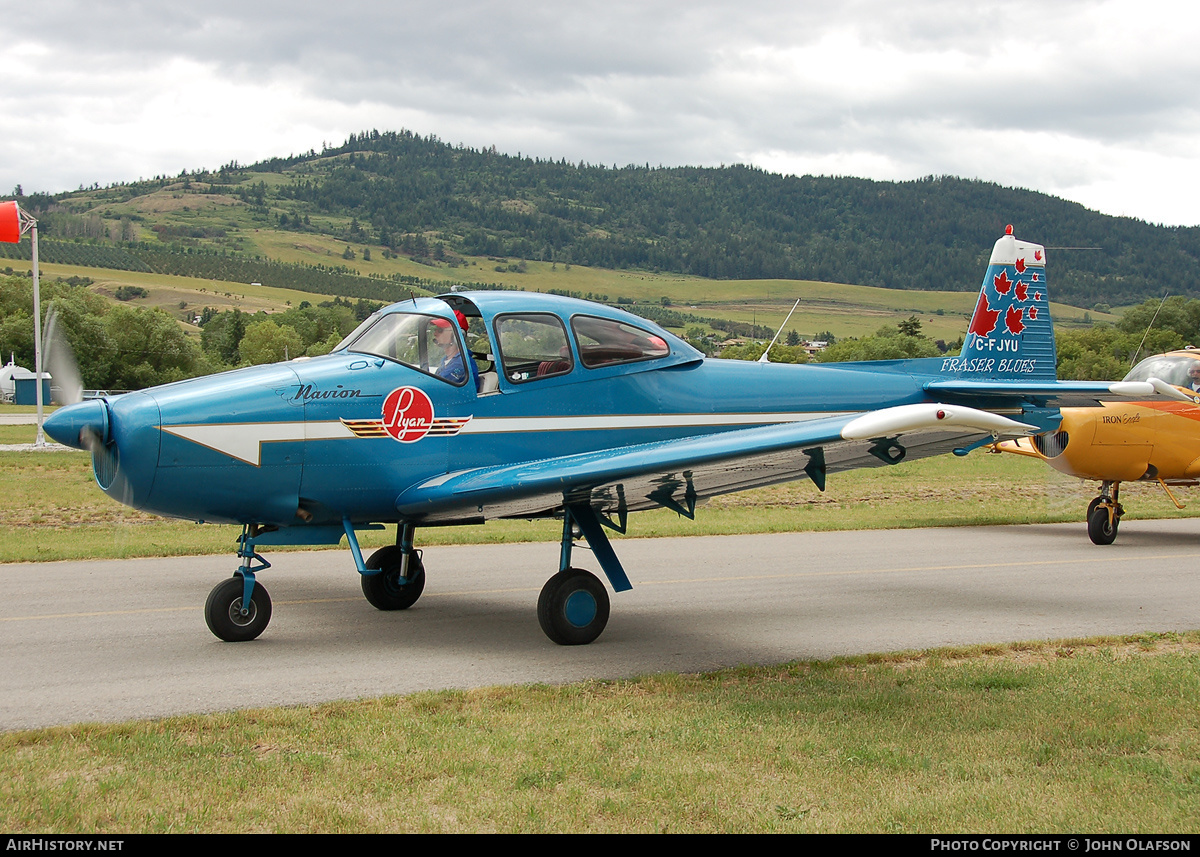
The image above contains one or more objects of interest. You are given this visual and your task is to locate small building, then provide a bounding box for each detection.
[0,359,52,405]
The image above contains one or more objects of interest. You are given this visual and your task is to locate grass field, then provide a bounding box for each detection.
[2,633,1197,832]
[3,427,1200,563]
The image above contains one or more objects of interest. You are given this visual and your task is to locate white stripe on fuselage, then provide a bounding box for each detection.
[459,412,849,434]
[161,411,851,466]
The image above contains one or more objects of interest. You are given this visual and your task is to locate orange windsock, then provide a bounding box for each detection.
[0,201,20,243]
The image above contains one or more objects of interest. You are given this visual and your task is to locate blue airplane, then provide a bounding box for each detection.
[43,227,1132,645]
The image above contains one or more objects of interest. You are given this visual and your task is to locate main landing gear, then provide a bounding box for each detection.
[538,567,611,645]
[205,508,634,645]
[356,508,629,645]
[361,543,426,611]
[1087,482,1123,546]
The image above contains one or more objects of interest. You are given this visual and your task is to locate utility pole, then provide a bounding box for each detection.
[0,200,45,445]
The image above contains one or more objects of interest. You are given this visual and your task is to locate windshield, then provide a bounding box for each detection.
[1123,353,1200,388]
[333,312,381,353]
[344,311,467,385]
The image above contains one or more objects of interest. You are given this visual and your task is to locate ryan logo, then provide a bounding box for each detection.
[340,386,472,442]
[383,386,434,442]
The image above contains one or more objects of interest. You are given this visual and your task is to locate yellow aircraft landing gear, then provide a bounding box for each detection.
[1087,482,1123,546]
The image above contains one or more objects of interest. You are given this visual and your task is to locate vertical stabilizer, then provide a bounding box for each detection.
[954,226,1056,380]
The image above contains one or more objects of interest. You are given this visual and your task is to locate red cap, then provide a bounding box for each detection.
[432,311,469,332]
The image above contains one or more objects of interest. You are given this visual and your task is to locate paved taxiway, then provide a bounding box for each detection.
[3,520,1198,730]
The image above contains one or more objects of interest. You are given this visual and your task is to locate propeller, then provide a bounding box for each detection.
[39,306,132,508]
[42,304,83,407]
[41,304,110,453]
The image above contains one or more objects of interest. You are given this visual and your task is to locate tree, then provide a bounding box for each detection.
[103,305,207,388]
[816,322,940,362]
[239,319,303,365]
[1115,296,1200,344]
[1054,325,1184,380]
[897,315,923,337]
[200,309,247,364]
[305,331,344,357]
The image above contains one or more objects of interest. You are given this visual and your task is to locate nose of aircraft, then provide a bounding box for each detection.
[43,392,162,509]
[43,399,110,449]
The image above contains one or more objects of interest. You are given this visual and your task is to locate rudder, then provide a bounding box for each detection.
[955,225,1056,381]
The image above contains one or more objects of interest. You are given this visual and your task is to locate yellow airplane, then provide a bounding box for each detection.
[996,349,1200,544]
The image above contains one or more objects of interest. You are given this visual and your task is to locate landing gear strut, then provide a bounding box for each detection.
[205,526,273,641]
[535,506,630,645]
[360,523,426,611]
[1087,481,1123,546]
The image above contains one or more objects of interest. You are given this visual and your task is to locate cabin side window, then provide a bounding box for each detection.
[571,315,670,368]
[494,313,573,383]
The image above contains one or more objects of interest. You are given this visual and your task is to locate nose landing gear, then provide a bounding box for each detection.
[205,527,273,641]
[1086,482,1123,546]
[205,575,272,642]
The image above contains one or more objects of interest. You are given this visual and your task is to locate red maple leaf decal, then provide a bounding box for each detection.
[1034,291,1043,302]
[969,292,1000,337]
[993,270,1012,294]
[1035,250,1043,261]
[1015,258,1026,274]
[1005,305,1025,335]
[1015,280,1028,301]
[1029,306,1039,320]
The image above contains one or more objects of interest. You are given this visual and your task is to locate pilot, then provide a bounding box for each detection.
[1189,364,1200,392]
[431,311,481,390]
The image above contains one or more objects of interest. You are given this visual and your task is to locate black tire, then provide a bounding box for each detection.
[1088,504,1119,545]
[361,545,426,610]
[1087,496,1103,520]
[537,568,610,645]
[205,575,272,642]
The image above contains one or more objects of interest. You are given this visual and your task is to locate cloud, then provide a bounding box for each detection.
[3,0,1200,224]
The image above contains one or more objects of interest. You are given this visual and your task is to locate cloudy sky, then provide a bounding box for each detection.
[3,1,1199,226]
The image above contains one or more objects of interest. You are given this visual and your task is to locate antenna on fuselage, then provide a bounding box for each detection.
[758,299,801,364]
[1129,291,1170,369]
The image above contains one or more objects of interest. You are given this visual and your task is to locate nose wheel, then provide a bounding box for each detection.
[205,575,272,642]
[1086,484,1122,546]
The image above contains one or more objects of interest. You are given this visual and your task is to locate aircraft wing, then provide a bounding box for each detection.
[925,378,1191,407]
[395,403,1033,522]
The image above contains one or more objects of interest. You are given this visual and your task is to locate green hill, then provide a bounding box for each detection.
[4,129,1199,309]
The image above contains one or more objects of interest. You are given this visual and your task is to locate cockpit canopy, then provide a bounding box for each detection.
[333,291,698,390]
[1123,351,1200,388]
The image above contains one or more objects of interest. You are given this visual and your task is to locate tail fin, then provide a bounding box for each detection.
[955,225,1056,381]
